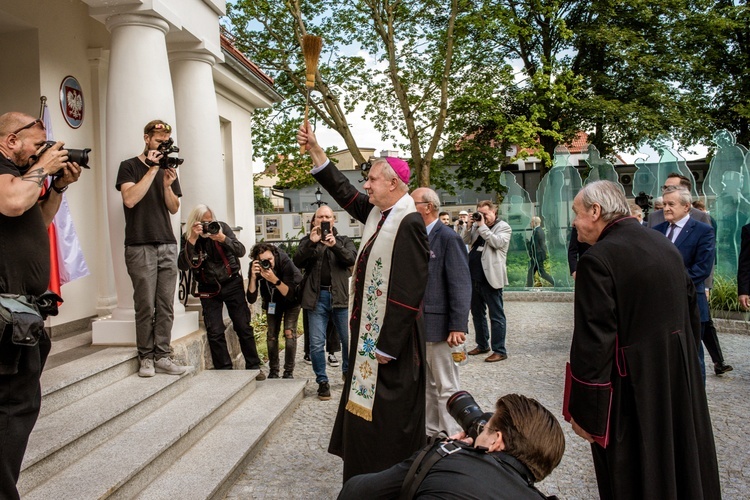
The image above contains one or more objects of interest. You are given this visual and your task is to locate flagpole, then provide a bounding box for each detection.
[38,96,47,120]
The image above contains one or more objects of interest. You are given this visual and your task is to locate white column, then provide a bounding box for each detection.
[169,51,227,219]
[93,13,198,345]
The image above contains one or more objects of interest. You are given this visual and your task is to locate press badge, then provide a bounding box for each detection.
[268,302,277,315]
[477,245,485,251]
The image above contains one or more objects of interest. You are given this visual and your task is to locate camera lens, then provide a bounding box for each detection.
[206,221,221,235]
[447,390,492,440]
[68,148,91,168]
[472,213,482,222]
[260,259,272,270]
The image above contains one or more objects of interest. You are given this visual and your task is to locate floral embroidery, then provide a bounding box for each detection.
[358,258,384,360]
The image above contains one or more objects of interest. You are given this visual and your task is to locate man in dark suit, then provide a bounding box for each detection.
[567,180,720,499]
[647,173,711,228]
[653,186,717,380]
[738,223,750,309]
[411,187,471,437]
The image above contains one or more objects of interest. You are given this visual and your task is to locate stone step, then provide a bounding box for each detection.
[19,368,194,494]
[40,345,138,417]
[23,370,258,500]
[135,379,306,500]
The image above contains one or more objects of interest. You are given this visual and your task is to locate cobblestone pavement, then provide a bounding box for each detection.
[226,301,750,499]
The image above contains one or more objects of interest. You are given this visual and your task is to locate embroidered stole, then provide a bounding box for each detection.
[345,194,416,421]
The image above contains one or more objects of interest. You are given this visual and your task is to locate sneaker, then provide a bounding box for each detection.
[318,382,331,401]
[268,372,280,379]
[328,353,340,367]
[255,370,267,381]
[303,354,312,365]
[154,357,187,375]
[138,358,155,378]
[282,372,294,379]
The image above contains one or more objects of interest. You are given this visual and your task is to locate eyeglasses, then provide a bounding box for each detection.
[146,123,172,134]
[414,201,430,205]
[12,119,45,135]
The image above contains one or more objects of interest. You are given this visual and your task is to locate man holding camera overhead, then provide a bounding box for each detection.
[463,201,512,362]
[178,204,264,380]
[115,119,186,378]
[0,111,81,499]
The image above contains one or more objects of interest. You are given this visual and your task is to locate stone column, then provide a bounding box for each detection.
[168,50,226,219]
[93,13,198,345]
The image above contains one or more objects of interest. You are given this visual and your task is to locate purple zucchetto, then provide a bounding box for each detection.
[385,157,410,184]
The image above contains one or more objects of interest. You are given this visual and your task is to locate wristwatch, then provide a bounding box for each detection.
[274,279,282,286]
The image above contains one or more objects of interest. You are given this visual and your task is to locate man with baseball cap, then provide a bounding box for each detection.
[298,123,429,482]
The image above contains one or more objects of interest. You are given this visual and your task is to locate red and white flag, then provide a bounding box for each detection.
[42,104,89,296]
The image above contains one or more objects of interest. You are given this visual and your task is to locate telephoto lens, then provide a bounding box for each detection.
[446,390,493,440]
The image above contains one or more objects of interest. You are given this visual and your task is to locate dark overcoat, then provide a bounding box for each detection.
[314,163,429,481]
[568,217,720,499]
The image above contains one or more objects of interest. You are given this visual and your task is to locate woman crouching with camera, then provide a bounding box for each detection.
[246,242,303,379]
[178,205,266,379]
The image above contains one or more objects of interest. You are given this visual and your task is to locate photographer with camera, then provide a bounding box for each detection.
[178,204,264,379]
[462,201,512,362]
[115,119,186,378]
[338,392,565,499]
[293,206,356,400]
[0,111,81,499]
[246,243,302,379]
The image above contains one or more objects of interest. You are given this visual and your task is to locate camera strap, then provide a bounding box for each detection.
[399,435,464,500]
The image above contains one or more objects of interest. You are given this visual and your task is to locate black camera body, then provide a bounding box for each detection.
[260,259,272,270]
[38,141,92,170]
[472,212,483,222]
[201,221,221,235]
[447,390,493,440]
[157,137,184,169]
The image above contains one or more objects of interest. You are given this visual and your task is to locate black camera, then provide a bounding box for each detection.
[156,137,184,169]
[260,259,272,270]
[634,191,653,215]
[472,212,483,222]
[201,221,221,235]
[447,390,493,440]
[36,141,92,170]
[321,221,331,237]
[457,219,464,226]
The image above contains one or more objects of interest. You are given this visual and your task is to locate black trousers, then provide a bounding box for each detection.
[702,319,725,365]
[0,332,51,500]
[200,275,261,370]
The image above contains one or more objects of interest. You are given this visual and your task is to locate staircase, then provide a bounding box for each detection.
[18,328,306,499]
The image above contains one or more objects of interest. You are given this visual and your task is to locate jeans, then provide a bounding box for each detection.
[471,280,507,355]
[124,243,177,360]
[201,275,261,370]
[308,290,349,383]
[266,305,300,377]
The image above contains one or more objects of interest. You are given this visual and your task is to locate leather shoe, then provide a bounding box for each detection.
[485,353,507,362]
[468,347,490,356]
[714,362,733,375]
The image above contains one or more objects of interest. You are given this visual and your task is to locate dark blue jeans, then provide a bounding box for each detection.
[201,275,261,370]
[471,280,507,355]
[308,290,349,383]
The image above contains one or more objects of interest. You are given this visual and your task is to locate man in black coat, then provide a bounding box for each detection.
[565,180,720,499]
[298,123,429,481]
[739,223,750,309]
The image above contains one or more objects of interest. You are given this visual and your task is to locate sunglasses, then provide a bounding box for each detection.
[12,119,45,135]
[146,123,172,133]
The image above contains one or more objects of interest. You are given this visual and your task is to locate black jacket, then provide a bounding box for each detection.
[246,248,302,312]
[293,228,356,310]
[177,222,244,286]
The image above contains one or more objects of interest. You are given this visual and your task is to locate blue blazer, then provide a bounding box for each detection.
[653,217,715,321]
[423,222,472,342]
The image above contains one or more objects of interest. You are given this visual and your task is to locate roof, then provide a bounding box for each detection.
[219,28,274,88]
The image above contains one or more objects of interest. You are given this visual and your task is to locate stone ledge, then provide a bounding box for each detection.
[712,317,750,336]
[505,290,574,302]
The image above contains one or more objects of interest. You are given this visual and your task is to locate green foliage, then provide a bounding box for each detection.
[251,309,305,363]
[253,182,275,214]
[709,275,742,313]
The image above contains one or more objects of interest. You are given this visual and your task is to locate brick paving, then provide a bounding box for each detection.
[226,301,750,499]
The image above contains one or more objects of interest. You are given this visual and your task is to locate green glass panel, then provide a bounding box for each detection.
[498,171,533,288]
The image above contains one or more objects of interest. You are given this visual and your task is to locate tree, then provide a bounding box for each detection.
[227,0,490,187]
[253,182,275,214]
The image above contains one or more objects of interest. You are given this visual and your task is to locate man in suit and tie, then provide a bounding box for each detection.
[647,173,711,228]
[411,187,471,436]
[653,186,717,380]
